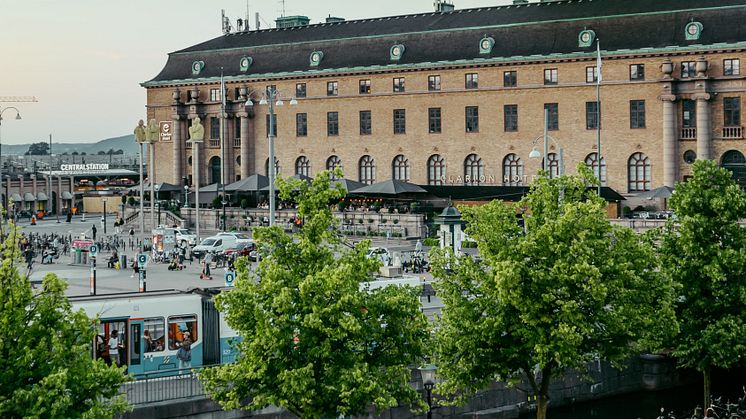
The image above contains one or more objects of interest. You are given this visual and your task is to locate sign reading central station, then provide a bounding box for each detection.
[59,163,110,173]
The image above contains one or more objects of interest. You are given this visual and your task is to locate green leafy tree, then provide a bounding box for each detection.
[431,167,677,419]
[0,224,130,418]
[25,142,49,156]
[200,170,429,418]
[658,160,746,407]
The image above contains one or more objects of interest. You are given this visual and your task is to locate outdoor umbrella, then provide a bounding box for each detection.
[352,179,428,196]
[332,178,366,193]
[636,185,674,200]
[259,173,312,191]
[225,174,269,192]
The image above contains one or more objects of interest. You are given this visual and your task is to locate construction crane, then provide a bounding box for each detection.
[0,96,38,102]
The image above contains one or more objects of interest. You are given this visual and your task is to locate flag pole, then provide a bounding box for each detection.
[596,39,602,196]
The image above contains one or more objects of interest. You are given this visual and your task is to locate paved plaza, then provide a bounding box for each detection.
[19,214,430,297]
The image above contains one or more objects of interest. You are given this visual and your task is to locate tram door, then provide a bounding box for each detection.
[98,319,128,370]
[128,319,144,376]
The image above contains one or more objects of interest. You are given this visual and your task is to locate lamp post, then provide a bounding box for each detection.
[102,199,107,235]
[154,184,161,227]
[245,87,298,227]
[184,185,189,208]
[418,364,438,419]
[0,107,22,207]
[529,108,565,177]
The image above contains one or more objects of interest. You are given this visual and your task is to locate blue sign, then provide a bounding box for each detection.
[89,244,98,256]
[224,271,236,287]
[137,253,149,269]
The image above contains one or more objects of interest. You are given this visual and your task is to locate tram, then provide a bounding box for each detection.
[70,289,238,377]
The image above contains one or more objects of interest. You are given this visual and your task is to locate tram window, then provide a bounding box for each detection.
[143,317,165,352]
[130,323,141,365]
[168,315,198,350]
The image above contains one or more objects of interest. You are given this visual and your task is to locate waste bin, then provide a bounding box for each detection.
[73,249,82,265]
[119,254,127,269]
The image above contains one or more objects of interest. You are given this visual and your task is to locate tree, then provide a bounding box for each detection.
[200,170,429,418]
[26,142,49,156]
[0,224,130,418]
[430,167,677,419]
[97,151,106,155]
[658,160,746,408]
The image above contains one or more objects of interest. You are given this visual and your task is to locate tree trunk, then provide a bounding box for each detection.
[536,364,553,419]
[703,366,711,410]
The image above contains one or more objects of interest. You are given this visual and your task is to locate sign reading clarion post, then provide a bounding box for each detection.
[159,121,172,142]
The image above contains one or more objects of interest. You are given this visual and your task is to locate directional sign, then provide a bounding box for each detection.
[224,271,236,287]
[137,253,149,269]
[89,244,98,257]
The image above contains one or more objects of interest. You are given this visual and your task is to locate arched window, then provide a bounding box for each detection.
[628,152,651,192]
[295,156,310,177]
[427,154,446,185]
[265,157,280,177]
[392,155,410,182]
[359,155,376,185]
[721,150,746,187]
[326,155,343,179]
[545,153,559,179]
[502,153,523,186]
[464,154,484,185]
[584,152,607,185]
[209,156,221,185]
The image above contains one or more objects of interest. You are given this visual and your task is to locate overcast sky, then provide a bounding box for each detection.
[0,0,511,145]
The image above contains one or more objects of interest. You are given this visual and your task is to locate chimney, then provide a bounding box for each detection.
[434,0,455,13]
[326,15,345,23]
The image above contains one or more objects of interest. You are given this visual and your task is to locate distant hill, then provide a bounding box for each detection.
[3,134,138,156]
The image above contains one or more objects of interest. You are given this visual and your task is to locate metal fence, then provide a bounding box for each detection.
[121,365,216,405]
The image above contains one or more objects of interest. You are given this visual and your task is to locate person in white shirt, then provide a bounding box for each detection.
[108,330,121,367]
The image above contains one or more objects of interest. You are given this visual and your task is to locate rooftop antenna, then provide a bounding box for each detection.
[221,9,232,34]
[280,0,286,17]
[246,0,250,30]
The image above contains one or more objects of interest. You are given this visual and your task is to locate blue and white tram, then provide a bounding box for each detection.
[70,289,237,377]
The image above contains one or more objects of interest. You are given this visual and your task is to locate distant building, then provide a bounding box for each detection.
[142,0,746,194]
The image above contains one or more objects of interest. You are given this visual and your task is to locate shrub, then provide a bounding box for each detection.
[423,237,439,247]
[393,219,399,224]
[240,199,249,209]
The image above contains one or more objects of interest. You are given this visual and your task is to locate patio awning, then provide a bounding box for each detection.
[226,174,269,192]
[62,191,74,200]
[11,193,23,202]
[352,179,428,196]
[37,192,48,201]
[24,193,36,201]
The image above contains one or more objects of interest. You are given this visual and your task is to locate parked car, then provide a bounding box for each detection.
[222,241,256,258]
[192,235,238,258]
[217,232,252,245]
[173,228,198,247]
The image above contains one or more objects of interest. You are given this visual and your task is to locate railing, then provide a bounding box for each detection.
[723,126,743,139]
[208,139,220,148]
[185,141,192,149]
[680,127,696,140]
[122,365,212,405]
[233,138,241,147]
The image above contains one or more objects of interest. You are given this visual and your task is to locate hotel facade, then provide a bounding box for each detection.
[142,0,746,196]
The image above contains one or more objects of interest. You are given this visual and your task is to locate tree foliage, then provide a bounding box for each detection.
[431,167,677,419]
[25,142,49,156]
[0,223,130,418]
[658,160,746,407]
[200,170,429,418]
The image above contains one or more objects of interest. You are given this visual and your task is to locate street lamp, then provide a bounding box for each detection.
[184,184,189,208]
[246,87,298,227]
[418,364,438,419]
[529,108,564,178]
[0,107,22,207]
[154,184,161,227]
[102,198,107,235]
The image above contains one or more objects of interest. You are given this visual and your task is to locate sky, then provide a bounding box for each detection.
[0,0,510,145]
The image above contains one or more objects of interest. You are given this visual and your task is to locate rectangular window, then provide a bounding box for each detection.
[428,108,442,134]
[265,114,277,137]
[167,315,198,350]
[724,97,741,126]
[327,81,338,96]
[503,71,517,87]
[296,113,308,137]
[359,110,372,135]
[630,100,646,129]
[682,100,696,128]
[327,112,339,136]
[586,101,599,130]
[544,68,558,85]
[724,59,741,76]
[504,104,518,132]
[393,77,405,93]
[544,103,558,130]
[681,61,695,78]
[630,64,645,80]
[465,106,479,132]
[210,117,220,139]
[393,109,406,134]
[234,118,241,139]
[359,79,371,94]
[586,66,598,83]
[143,317,165,353]
[295,83,307,98]
[428,75,441,91]
[266,84,277,95]
[465,73,479,89]
[209,88,222,102]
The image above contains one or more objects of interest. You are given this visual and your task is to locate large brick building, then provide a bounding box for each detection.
[142,0,746,196]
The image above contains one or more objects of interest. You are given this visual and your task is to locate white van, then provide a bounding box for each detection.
[191,235,237,258]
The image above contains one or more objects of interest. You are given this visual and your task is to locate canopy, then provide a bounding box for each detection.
[24,193,36,201]
[332,178,366,193]
[62,191,74,200]
[352,179,428,196]
[225,174,269,192]
[11,193,23,202]
[36,192,48,201]
[636,185,674,200]
[259,173,312,191]
[129,182,183,193]
[198,183,221,193]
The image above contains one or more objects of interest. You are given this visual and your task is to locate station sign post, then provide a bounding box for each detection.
[137,253,148,292]
[89,244,98,295]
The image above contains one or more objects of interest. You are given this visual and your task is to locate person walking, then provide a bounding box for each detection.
[177,331,192,372]
[91,224,97,241]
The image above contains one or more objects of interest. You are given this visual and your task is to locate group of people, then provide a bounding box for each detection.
[96,328,192,371]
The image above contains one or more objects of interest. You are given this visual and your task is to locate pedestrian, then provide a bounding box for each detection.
[131,258,140,278]
[177,331,192,372]
[91,224,97,240]
[108,330,122,367]
[25,247,34,271]
[201,253,212,280]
